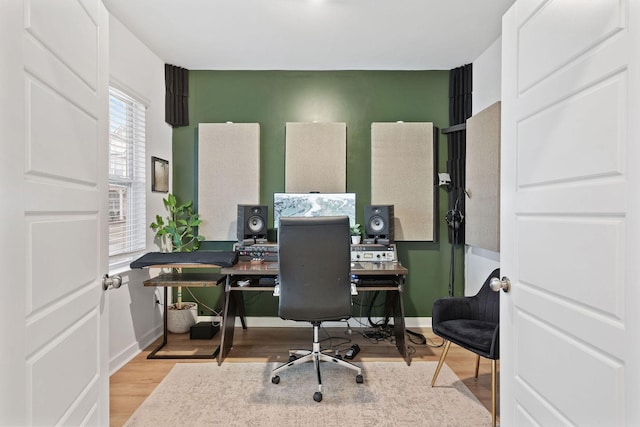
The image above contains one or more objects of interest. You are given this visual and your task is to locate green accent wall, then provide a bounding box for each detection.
[172,70,464,318]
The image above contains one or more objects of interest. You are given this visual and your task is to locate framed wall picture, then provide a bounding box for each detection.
[151,156,169,193]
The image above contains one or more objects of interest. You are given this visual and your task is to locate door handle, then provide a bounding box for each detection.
[102,274,122,291]
[490,276,511,293]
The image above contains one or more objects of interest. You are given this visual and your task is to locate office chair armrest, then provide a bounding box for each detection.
[432,297,474,325]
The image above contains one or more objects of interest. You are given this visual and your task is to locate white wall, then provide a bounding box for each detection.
[465,37,502,295]
[108,15,172,374]
[472,37,503,114]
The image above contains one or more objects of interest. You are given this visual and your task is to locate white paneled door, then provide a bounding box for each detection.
[501,0,639,425]
[0,0,109,425]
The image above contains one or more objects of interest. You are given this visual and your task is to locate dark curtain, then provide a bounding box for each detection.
[165,64,189,127]
[446,63,472,246]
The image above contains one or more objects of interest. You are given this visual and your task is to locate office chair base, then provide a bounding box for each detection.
[271,343,363,401]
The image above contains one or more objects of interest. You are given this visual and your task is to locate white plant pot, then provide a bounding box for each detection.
[167,302,198,334]
[351,235,361,244]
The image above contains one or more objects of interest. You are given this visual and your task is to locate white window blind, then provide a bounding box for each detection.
[109,86,146,267]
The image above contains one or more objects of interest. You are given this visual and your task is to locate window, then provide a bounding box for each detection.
[109,86,146,267]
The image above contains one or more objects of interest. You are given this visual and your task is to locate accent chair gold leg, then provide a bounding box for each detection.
[491,359,497,427]
[431,340,451,387]
[475,354,481,378]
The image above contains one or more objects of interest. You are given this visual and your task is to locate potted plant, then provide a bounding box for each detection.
[350,223,362,244]
[150,193,205,333]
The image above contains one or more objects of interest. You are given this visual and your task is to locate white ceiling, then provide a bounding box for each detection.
[103,0,515,71]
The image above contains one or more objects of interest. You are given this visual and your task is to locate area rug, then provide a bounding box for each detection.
[124,361,490,427]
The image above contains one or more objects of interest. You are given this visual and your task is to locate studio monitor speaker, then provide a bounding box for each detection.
[364,205,394,244]
[237,205,268,243]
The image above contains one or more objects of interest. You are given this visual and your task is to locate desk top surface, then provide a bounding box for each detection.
[220,260,408,276]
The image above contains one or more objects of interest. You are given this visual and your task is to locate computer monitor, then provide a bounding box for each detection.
[273,193,356,228]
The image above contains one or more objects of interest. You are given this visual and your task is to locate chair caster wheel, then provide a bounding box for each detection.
[288,355,298,363]
[271,376,280,384]
[356,374,364,384]
[313,391,322,402]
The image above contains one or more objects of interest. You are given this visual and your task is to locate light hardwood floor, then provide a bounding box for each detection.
[110,326,498,427]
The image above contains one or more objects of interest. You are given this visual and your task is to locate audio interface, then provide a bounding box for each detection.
[350,244,396,262]
[234,242,278,262]
[235,242,396,263]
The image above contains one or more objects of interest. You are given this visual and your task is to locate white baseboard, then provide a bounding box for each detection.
[110,317,433,376]
[197,316,432,329]
[109,325,163,376]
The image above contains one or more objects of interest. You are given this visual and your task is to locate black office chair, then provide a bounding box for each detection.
[270,216,363,402]
[431,268,500,427]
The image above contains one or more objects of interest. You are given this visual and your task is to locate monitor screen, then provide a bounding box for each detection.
[273,193,356,228]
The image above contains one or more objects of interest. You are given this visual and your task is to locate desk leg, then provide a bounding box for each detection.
[218,287,240,365]
[394,292,411,366]
[224,276,247,330]
[147,287,169,359]
[238,294,247,330]
[385,288,412,366]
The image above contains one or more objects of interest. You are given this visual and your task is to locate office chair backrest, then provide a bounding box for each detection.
[277,216,352,322]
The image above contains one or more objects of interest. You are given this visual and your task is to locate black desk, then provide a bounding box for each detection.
[143,270,226,359]
[218,261,411,366]
[132,251,238,359]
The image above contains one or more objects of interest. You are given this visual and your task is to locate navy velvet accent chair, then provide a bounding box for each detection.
[431,268,501,427]
[270,216,363,402]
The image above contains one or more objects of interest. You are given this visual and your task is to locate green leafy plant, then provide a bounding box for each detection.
[350,223,362,236]
[150,193,205,309]
[150,193,205,253]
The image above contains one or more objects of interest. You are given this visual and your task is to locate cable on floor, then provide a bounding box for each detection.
[183,287,222,324]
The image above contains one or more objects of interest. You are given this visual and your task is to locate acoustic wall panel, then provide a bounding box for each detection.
[465,101,501,251]
[285,122,346,192]
[371,122,435,241]
[198,123,260,241]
